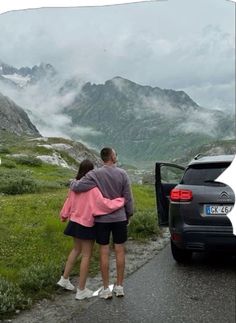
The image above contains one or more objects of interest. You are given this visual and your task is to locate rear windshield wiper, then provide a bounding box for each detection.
[204,180,225,186]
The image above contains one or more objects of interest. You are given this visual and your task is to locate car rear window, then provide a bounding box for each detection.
[180,162,231,186]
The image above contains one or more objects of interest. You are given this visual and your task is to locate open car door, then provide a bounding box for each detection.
[155,162,185,226]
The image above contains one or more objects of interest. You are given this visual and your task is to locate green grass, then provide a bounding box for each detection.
[0,189,100,317]
[132,184,156,210]
[0,159,75,195]
[128,184,160,240]
[0,190,70,278]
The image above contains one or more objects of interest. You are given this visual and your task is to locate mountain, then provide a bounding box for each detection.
[0,92,40,136]
[63,77,234,165]
[0,61,234,166]
[135,139,236,185]
[173,139,236,165]
[0,60,82,139]
[0,61,56,88]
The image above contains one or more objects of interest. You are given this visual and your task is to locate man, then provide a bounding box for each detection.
[70,147,133,299]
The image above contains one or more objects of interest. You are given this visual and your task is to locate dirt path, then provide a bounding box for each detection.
[7,230,170,323]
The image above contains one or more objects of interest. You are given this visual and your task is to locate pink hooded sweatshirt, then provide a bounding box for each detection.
[60,187,125,227]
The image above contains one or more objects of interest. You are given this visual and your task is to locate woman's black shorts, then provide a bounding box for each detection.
[64,220,96,240]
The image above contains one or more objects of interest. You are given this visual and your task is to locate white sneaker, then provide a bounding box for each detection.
[113,285,124,297]
[99,287,113,299]
[57,276,75,291]
[75,288,94,300]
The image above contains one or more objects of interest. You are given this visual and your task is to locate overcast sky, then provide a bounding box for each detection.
[0,0,235,112]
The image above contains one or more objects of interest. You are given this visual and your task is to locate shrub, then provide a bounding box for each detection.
[0,147,11,154]
[0,277,31,317]
[15,156,43,167]
[0,169,39,194]
[128,210,160,240]
[1,159,17,169]
[19,262,61,293]
[37,180,69,191]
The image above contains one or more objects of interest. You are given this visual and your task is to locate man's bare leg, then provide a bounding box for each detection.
[114,243,125,286]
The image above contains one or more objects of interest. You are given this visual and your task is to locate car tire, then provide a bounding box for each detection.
[171,240,192,263]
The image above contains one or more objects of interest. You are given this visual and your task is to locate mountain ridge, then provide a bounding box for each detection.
[0,60,234,165]
[64,76,233,165]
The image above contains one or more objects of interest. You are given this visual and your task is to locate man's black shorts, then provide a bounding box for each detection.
[95,221,128,245]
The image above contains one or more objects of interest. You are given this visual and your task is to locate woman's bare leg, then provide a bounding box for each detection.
[63,238,81,279]
[78,239,94,290]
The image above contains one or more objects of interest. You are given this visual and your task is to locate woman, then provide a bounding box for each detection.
[57,159,125,300]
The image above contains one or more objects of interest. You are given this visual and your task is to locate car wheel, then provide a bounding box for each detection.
[171,240,192,263]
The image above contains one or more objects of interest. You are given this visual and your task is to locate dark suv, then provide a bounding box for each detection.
[155,154,236,263]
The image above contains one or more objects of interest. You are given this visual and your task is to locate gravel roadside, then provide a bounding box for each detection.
[6,230,170,323]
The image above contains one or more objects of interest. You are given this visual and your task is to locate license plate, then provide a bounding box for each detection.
[205,205,233,216]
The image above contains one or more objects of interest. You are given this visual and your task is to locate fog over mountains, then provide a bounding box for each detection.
[0,60,234,165]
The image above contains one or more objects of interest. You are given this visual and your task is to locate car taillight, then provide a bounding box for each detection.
[170,189,193,202]
[171,233,182,242]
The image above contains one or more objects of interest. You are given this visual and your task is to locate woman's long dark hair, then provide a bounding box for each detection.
[76,159,94,180]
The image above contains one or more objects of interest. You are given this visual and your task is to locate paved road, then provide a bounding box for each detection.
[70,244,236,323]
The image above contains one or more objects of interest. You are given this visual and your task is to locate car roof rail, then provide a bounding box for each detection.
[193,153,204,160]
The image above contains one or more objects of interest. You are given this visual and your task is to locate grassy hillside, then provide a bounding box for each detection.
[0,132,103,196]
[0,131,160,317]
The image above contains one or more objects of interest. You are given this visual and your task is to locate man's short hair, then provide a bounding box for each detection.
[100,147,113,162]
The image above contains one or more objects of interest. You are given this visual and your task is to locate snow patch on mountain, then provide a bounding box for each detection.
[2,73,31,87]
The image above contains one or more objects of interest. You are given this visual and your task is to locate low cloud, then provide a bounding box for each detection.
[182,81,235,113]
[175,109,219,137]
[0,74,102,141]
[0,2,233,112]
[110,77,226,138]
[69,125,102,137]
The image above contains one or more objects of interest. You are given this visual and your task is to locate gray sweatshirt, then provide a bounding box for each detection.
[70,165,134,223]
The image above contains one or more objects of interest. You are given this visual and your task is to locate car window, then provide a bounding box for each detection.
[161,165,184,183]
[181,162,231,186]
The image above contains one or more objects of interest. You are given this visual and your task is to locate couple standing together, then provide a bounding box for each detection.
[57,147,134,300]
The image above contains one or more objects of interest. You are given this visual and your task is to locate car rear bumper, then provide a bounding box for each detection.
[170,225,236,252]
